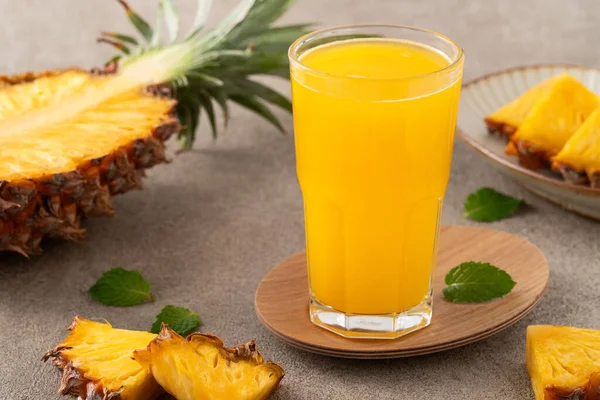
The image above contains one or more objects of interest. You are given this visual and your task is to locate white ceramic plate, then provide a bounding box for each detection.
[457,64,600,220]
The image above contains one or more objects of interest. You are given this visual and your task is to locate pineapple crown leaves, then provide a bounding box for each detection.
[99,0,313,150]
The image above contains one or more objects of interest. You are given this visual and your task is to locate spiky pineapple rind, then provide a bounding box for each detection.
[485,118,517,138]
[0,69,182,256]
[42,353,120,400]
[543,381,600,400]
[43,316,122,400]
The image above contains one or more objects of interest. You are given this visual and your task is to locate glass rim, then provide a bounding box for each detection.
[288,24,464,82]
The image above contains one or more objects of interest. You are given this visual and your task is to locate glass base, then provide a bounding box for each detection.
[309,295,432,339]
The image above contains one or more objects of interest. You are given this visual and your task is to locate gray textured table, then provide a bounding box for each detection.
[1,1,600,399]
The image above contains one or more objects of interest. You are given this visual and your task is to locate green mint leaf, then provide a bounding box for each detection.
[443,262,516,303]
[89,267,153,307]
[151,305,202,336]
[464,187,524,222]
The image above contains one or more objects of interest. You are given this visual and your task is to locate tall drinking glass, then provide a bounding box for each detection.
[289,25,464,339]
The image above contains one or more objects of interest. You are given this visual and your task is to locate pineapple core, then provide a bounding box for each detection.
[527,325,600,399]
[0,70,175,181]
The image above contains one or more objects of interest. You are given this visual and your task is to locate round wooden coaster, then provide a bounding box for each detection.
[255,226,549,359]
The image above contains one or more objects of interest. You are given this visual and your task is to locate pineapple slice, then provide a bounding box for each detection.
[133,325,285,400]
[43,316,163,400]
[485,74,560,137]
[527,325,600,400]
[505,74,599,169]
[552,107,600,187]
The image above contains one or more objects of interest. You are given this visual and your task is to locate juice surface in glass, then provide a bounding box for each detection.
[291,38,462,316]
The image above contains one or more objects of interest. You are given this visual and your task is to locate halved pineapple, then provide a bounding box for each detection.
[0,0,308,257]
[527,325,600,400]
[133,325,285,400]
[505,74,599,169]
[0,69,179,256]
[552,107,600,187]
[484,74,560,137]
[43,316,163,400]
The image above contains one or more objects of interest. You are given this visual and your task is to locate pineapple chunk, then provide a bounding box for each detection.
[506,74,599,167]
[527,325,600,400]
[133,325,285,400]
[553,107,600,187]
[43,316,163,400]
[485,74,560,137]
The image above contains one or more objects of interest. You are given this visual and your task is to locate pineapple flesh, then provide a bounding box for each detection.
[505,74,599,169]
[553,107,600,187]
[527,325,600,400]
[0,70,176,181]
[133,325,285,400]
[0,68,180,256]
[43,316,163,400]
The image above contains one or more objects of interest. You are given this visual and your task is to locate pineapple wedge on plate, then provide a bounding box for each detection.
[504,74,599,169]
[133,325,285,400]
[552,107,600,187]
[484,74,560,138]
[43,317,163,400]
[0,0,310,256]
[527,325,600,400]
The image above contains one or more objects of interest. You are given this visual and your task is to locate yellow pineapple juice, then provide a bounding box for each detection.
[291,37,463,317]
